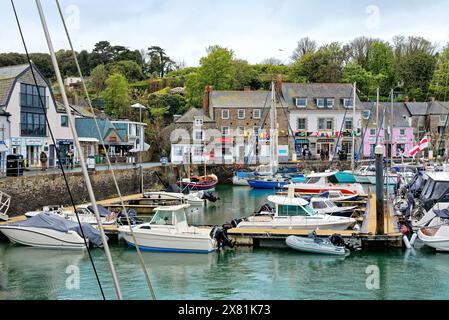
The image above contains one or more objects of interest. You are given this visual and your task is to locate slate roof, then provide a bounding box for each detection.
[75,118,118,140]
[0,65,30,107]
[55,101,95,117]
[404,102,429,116]
[281,83,363,110]
[210,91,271,109]
[175,108,215,123]
[361,102,411,128]
[427,101,449,115]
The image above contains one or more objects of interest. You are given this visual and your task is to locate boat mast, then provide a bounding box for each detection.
[270,81,278,174]
[35,0,123,300]
[352,82,356,171]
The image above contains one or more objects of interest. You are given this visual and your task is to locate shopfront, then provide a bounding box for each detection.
[25,138,44,167]
[56,139,74,166]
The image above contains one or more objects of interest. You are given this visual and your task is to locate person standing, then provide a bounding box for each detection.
[40,151,48,172]
[66,150,74,170]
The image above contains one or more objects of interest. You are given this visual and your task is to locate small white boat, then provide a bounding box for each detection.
[353,166,398,185]
[0,213,104,249]
[418,226,449,252]
[309,197,357,218]
[0,191,11,222]
[286,235,348,256]
[234,187,356,231]
[119,204,220,253]
[143,191,205,206]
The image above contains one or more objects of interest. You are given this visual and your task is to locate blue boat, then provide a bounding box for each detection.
[248,178,290,189]
[290,174,306,183]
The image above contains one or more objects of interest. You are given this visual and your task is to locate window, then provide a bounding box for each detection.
[345,118,353,130]
[297,118,306,130]
[326,99,334,108]
[253,109,262,119]
[61,115,68,128]
[400,129,406,135]
[254,126,261,136]
[278,204,316,216]
[20,112,46,137]
[174,146,184,157]
[238,127,245,135]
[344,99,354,108]
[222,127,230,136]
[362,110,371,120]
[318,118,333,130]
[221,109,230,120]
[316,98,325,108]
[440,115,448,124]
[194,117,203,126]
[397,144,405,156]
[296,98,307,108]
[370,129,377,135]
[20,83,47,109]
[150,211,173,226]
[238,109,245,119]
[194,147,203,157]
[194,130,203,141]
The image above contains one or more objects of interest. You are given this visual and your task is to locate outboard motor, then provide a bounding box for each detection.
[211,225,235,249]
[230,218,245,228]
[117,209,143,226]
[202,191,219,203]
[329,234,346,248]
[257,203,274,215]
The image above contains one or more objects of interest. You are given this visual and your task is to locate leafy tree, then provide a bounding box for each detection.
[78,50,91,76]
[102,73,130,118]
[366,41,396,94]
[260,57,284,66]
[107,60,144,82]
[29,53,54,79]
[232,59,259,90]
[89,41,114,68]
[90,64,108,97]
[0,53,27,67]
[56,50,78,77]
[343,62,385,96]
[146,46,175,77]
[346,37,378,68]
[291,37,317,61]
[430,45,449,100]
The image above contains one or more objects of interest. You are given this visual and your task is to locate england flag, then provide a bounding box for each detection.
[409,136,429,157]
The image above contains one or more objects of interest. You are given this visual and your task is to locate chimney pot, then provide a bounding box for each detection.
[404,96,409,103]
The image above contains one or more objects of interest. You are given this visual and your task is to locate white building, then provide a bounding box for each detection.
[0,64,74,168]
[0,109,11,174]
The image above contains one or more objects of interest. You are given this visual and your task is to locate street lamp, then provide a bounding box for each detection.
[132,103,147,193]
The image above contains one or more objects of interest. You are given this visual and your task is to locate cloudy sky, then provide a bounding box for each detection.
[1,0,449,66]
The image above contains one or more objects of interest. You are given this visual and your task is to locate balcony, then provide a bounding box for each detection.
[20,123,47,137]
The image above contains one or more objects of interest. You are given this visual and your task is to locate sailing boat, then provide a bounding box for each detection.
[247,82,291,189]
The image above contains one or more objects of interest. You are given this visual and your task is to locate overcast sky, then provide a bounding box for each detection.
[1,0,449,66]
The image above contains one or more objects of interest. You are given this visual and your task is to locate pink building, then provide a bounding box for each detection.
[361,102,414,159]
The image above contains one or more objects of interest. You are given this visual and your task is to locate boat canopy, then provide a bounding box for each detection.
[154,204,191,212]
[434,209,449,219]
[306,171,356,184]
[6,213,104,247]
[267,195,309,206]
[426,172,449,182]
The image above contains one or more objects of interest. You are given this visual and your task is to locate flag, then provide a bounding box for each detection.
[409,136,429,157]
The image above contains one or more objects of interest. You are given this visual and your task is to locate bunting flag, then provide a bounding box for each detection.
[409,136,429,157]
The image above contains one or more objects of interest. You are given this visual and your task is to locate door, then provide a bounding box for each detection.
[49,145,55,167]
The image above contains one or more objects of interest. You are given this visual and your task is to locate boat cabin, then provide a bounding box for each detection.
[304,171,356,185]
[267,195,318,217]
[149,204,191,232]
[420,172,449,211]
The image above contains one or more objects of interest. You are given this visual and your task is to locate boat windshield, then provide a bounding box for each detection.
[150,211,173,225]
[325,200,336,208]
[305,177,321,184]
[278,204,317,216]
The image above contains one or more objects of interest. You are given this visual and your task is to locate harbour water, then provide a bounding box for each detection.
[1,185,449,300]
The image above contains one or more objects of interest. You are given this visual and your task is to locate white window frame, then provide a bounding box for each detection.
[222,126,230,136]
[316,98,325,109]
[362,110,371,120]
[370,129,377,135]
[297,118,306,131]
[344,99,354,109]
[194,146,203,157]
[254,126,261,136]
[193,130,204,141]
[326,98,334,108]
[345,118,353,131]
[221,109,230,120]
[253,109,262,119]
[238,126,245,136]
[400,129,406,135]
[296,98,307,108]
[237,109,245,120]
[194,117,204,126]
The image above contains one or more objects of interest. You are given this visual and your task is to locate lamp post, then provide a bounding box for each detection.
[132,103,147,193]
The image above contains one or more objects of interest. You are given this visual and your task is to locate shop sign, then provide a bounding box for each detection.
[26,138,44,146]
[11,137,21,146]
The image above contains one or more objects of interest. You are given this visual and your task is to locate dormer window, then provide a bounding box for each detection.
[326,99,334,108]
[362,110,371,120]
[194,117,203,126]
[296,98,307,108]
[344,99,354,108]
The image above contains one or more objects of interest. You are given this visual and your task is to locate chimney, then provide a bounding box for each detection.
[404,96,409,103]
[430,97,436,102]
[203,86,213,118]
[276,74,283,95]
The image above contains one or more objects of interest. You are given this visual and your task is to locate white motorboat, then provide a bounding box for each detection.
[25,204,118,226]
[352,166,398,185]
[418,226,449,252]
[308,197,357,218]
[319,190,359,202]
[289,171,367,197]
[0,191,11,222]
[234,188,356,231]
[143,191,205,206]
[119,204,223,253]
[0,213,104,249]
[286,235,348,256]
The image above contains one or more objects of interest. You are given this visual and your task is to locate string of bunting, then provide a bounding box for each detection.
[294,129,362,138]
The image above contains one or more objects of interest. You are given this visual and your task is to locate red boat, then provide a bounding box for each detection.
[177,174,219,191]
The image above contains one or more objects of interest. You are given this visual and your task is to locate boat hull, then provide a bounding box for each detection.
[248,180,290,189]
[286,236,347,256]
[237,219,355,231]
[292,186,364,196]
[119,227,216,253]
[232,176,250,186]
[0,226,86,249]
[418,228,449,252]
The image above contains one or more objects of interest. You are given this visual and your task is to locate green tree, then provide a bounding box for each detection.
[102,73,130,118]
[29,53,54,79]
[343,62,385,96]
[430,45,449,100]
[107,60,144,82]
[366,41,396,94]
[146,46,175,77]
[56,50,78,77]
[90,64,108,97]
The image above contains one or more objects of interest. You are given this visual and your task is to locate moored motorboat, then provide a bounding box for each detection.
[118,204,234,253]
[286,234,348,256]
[288,171,367,197]
[308,197,357,217]
[0,191,11,222]
[248,175,290,189]
[177,174,218,191]
[418,226,449,252]
[0,213,104,249]
[232,171,255,186]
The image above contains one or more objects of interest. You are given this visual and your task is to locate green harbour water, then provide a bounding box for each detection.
[1,185,449,300]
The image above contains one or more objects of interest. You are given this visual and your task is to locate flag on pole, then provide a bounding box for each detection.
[409,136,429,157]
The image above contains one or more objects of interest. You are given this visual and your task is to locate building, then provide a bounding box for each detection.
[111,120,148,156]
[0,64,74,168]
[0,109,11,174]
[170,108,217,164]
[206,88,291,164]
[361,102,414,159]
[282,83,363,159]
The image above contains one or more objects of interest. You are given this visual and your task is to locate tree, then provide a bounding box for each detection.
[90,64,108,97]
[102,73,130,118]
[366,41,396,94]
[346,37,378,68]
[0,53,26,67]
[107,60,144,82]
[146,46,175,77]
[185,46,235,107]
[260,57,284,66]
[89,41,114,69]
[29,53,54,79]
[291,37,317,61]
[78,50,91,76]
[430,45,449,100]
[56,50,78,77]
[232,59,259,90]
[343,62,385,96]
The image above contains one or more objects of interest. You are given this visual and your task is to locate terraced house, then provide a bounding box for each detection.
[0,64,73,168]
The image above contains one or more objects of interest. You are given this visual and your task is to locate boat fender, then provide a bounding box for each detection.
[403,235,412,250]
[410,233,418,246]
